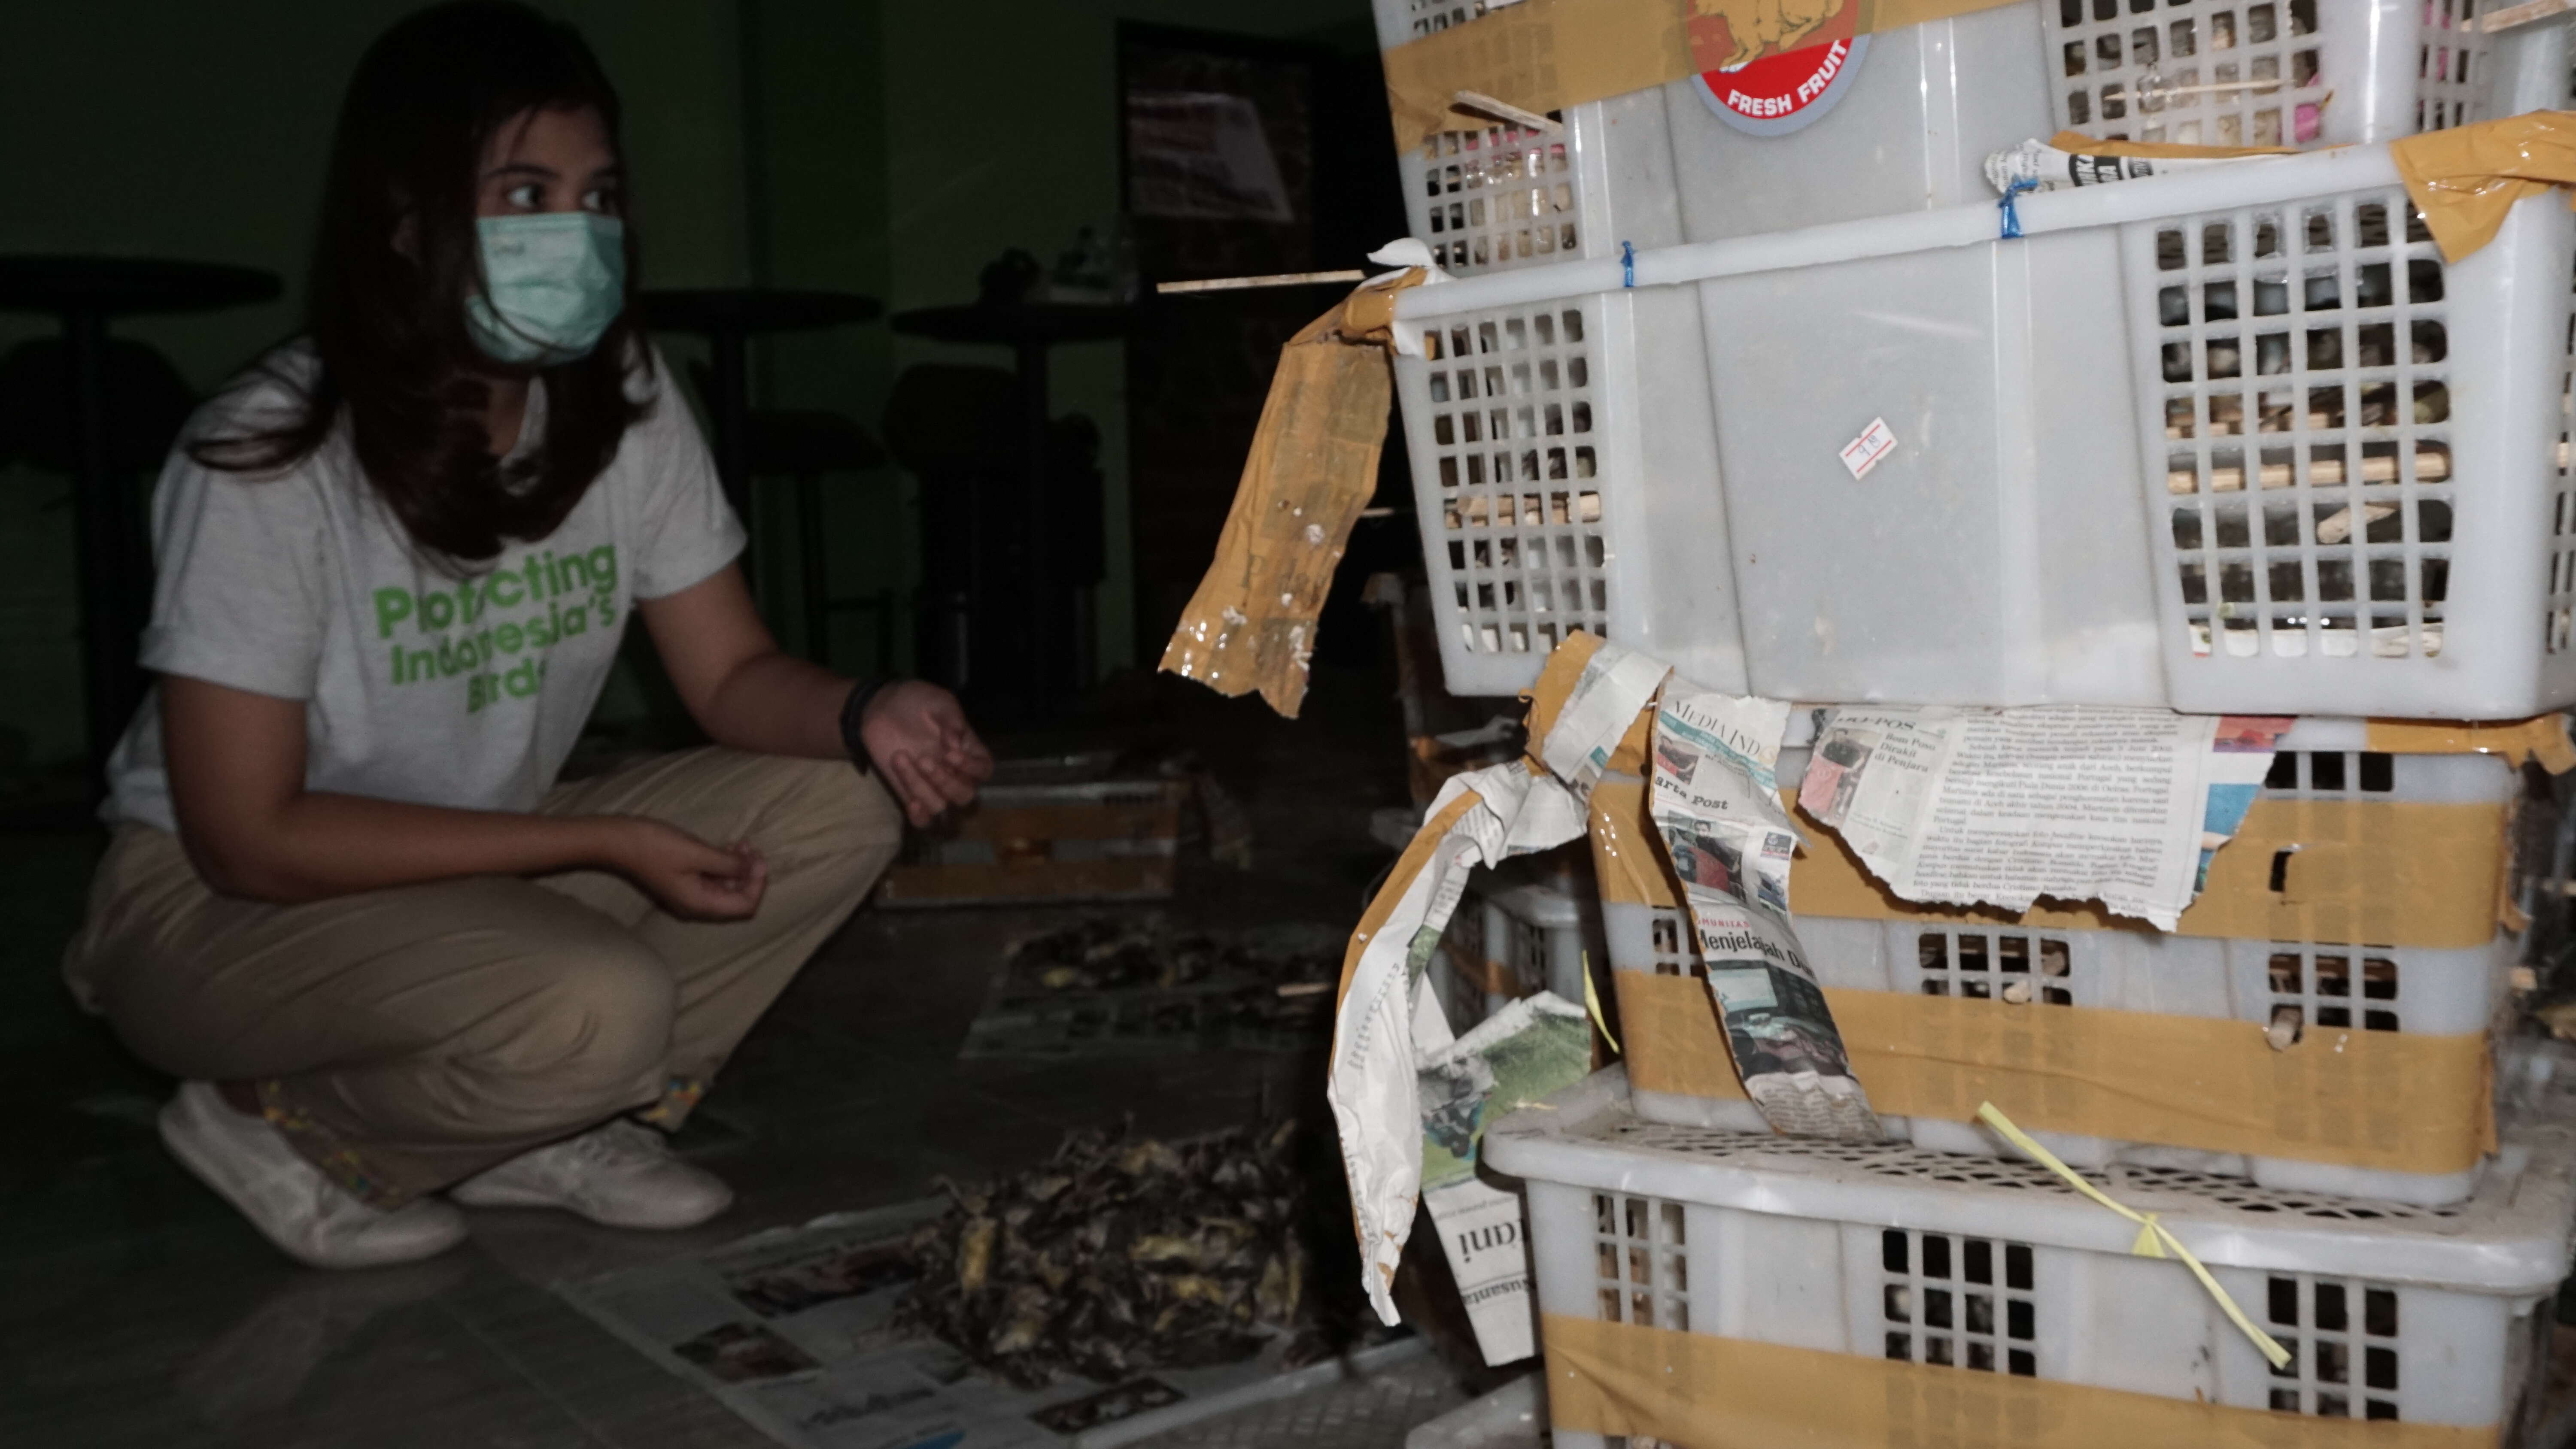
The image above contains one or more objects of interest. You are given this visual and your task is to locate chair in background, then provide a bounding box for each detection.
[683,359,893,673]
[881,363,1104,720]
[0,336,197,759]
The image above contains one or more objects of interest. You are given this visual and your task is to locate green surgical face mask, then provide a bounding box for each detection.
[465,211,626,364]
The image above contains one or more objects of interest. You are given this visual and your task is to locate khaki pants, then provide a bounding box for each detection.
[62,749,902,1206]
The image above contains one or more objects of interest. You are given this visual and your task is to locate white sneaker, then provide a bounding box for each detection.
[450,1119,734,1230]
[158,1081,468,1270]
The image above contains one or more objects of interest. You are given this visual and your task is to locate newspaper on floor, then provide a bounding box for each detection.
[1416,992,1593,1366]
[1798,706,2293,931]
[1328,638,1668,1329]
[560,1200,1386,1449]
[1649,684,1879,1141]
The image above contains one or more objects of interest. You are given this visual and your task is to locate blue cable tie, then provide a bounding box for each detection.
[1998,177,2038,240]
[1621,239,1635,288]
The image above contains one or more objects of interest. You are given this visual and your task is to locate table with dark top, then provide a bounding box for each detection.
[639,287,882,521]
[889,301,1133,709]
[0,255,282,788]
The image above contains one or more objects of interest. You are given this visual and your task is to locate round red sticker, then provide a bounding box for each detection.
[1689,30,1869,136]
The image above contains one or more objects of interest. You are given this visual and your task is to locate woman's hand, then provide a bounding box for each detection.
[860,681,995,827]
[607,818,768,920]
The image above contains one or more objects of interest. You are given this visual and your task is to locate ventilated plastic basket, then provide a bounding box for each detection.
[1599,723,2521,1204]
[1395,142,2576,713]
[1434,851,1608,1033]
[2047,0,2494,149]
[1373,0,2060,695]
[1487,1051,2575,1445]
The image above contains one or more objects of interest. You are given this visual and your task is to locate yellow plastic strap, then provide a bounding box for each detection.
[1582,952,1622,1054]
[1974,1101,2290,1370]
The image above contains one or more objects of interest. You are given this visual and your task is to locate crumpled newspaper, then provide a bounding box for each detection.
[1329,634,1876,1331]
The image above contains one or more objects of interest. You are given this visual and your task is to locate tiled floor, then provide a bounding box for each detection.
[0,665,1424,1447]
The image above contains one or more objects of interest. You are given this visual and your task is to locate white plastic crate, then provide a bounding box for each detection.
[1395,141,2576,714]
[1434,850,1607,1033]
[1598,723,2520,1204]
[1374,0,2058,694]
[2047,0,2494,149]
[1488,1051,2575,1445]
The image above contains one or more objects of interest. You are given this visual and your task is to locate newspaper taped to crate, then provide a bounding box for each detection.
[1798,706,2291,931]
[1984,130,2293,195]
[1649,685,1878,1141]
[1417,993,1592,1367]
[1327,639,1667,1328]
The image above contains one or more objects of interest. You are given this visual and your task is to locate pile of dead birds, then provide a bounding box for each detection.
[897,1121,1325,1388]
[1003,919,1336,994]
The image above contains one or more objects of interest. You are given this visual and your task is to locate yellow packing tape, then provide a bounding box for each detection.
[1157,273,1425,717]
[1790,793,2511,948]
[1377,0,2025,150]
[1541,1314,2499,1449]
[1593,772,2512,948]
[2392,110,2576,262]
[1615,969,2497,1174]
[2365,714,2576,773]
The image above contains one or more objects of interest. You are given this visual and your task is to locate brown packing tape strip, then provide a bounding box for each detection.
[2391,110,2576,262]
[1443,936,1531,998]
[1616,970,2496,1173]
[1542,1315,2498,1449]
[2365,714,2576,772]
[1156,273,1427,717]
[1612,967,1750,1101]
[1337,788,1484,1010]
[1517,628,1605,752]
[1597,765,2507,947]
[1519,634,1657,777]
[1787,794,2510,949]
[1378,0,2023,151]
[1588,779,1677,908]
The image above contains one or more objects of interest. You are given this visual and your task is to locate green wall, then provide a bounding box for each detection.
[0,0,1376,769]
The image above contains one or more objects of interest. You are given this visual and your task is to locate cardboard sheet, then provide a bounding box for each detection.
[1159,272,1424,716]
[1377,0,2023,150]
[2391,110,2576,262]
[1615,969,2496,1173]
[1540,1314,2498,1449]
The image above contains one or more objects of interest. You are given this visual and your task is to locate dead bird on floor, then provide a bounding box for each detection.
[896,1121,1343,1389]
[1002,918,1336,994]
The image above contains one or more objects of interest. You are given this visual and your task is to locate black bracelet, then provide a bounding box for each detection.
[838,677,888,774]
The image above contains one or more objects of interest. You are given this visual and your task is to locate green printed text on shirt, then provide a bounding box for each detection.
[373,545,619,712]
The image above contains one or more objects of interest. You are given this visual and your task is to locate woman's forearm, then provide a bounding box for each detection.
[695,650,856,760]
[190,791,632,903]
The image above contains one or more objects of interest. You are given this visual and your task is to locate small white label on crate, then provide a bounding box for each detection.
[1840,417,1896,479]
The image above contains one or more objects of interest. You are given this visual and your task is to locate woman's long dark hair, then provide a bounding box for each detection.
[196,0,647,563]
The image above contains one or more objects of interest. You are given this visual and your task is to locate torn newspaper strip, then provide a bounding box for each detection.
[1798,706,2290,931]
[1650,685,1878,1141]
[1416,992,1592,1366]
[1327,637,1667,1330]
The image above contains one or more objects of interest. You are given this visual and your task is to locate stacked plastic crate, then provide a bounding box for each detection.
[1372,0,2576,1440]
[1431,848,1606,1035]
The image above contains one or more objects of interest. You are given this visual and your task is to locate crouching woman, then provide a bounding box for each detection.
[61,1,990,1269]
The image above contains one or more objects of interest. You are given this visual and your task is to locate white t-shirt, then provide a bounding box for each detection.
[104,341,744,833]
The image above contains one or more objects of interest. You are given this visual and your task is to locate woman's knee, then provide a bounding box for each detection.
[502,940,677,1106]
[756,756,903,862]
